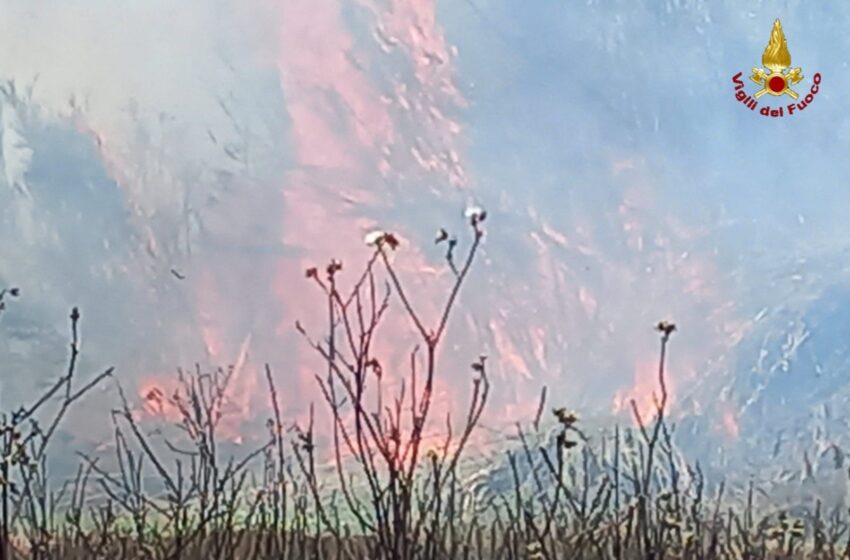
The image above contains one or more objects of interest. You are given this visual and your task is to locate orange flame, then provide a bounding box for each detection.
[721,410,740,440]
[63,0,752,451]
[613,357,676,423]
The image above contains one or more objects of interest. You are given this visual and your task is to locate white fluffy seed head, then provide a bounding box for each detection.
[364,230,385,246]
[464,206,484,220]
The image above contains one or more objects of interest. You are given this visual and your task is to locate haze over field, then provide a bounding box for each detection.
[1,1,849,465]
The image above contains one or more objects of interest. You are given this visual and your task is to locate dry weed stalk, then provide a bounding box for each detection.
[296,213,490,559]
[0,305,112,560]
[8,226,850,558]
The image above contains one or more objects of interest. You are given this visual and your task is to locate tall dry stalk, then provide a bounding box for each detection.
[297,212,489,559]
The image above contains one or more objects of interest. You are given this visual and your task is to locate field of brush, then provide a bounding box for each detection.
[2,218,850,560]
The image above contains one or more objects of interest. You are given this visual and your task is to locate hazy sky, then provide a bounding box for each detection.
[1,1,848,446]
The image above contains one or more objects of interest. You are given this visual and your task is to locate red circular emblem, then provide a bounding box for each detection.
[768,75,786,93]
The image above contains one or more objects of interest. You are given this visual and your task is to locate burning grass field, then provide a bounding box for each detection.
[2,216,850,560]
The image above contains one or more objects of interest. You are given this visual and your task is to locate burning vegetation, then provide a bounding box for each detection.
[3,216,850,560]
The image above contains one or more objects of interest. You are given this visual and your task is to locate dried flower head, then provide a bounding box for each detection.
[365,230,400,250]
[553,407,578,427]
[655,320,677,336]
[326,259,343,276]
[383,232,400,250]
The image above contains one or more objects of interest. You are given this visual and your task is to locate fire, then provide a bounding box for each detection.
[613,357,675,423]
[272,0,478,444]
[137,359,257,445]
[722,410,740,440]
[138,375,183,423]
[55,0,750,452]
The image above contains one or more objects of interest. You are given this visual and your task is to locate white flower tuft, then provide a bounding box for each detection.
[464,206,484,220]
[364,230,385,246]
[464,205,487,225]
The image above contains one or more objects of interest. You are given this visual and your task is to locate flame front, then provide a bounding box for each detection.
[22,1,757,451]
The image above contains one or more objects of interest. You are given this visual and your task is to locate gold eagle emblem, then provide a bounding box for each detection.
[750,19,804,99]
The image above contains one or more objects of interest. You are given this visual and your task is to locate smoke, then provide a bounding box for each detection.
[1,0,850,467]
[0,0,287,439]
[1,94,36,241]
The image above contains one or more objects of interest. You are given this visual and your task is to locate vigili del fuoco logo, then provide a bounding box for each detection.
[732,19,821,118]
